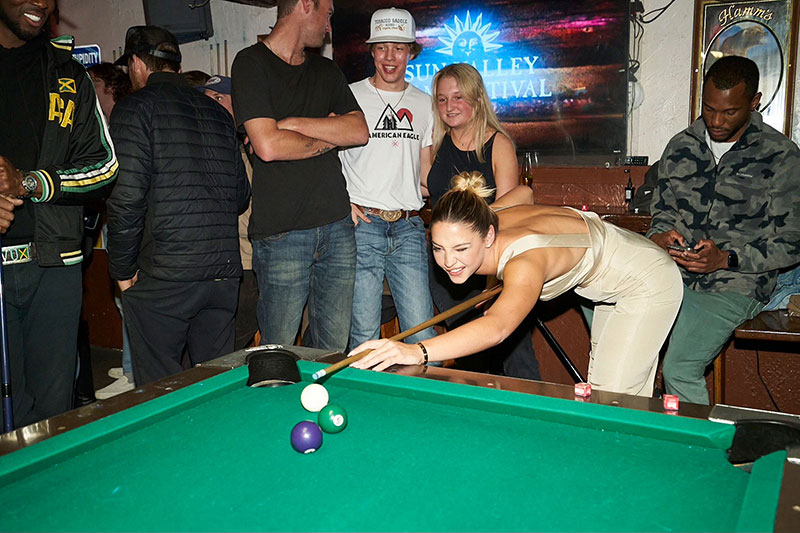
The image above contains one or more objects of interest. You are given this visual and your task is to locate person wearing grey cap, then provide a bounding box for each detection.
[107,26,251,387]
[198,75,259,351]
[338,8,436,351]
[231,0,368,353]
[0,0,118,426]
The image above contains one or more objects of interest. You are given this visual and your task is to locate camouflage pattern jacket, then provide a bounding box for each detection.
[647,112,800,303]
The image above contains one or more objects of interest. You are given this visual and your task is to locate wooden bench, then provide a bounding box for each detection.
[712,310,800,404]
[734,310,800,343]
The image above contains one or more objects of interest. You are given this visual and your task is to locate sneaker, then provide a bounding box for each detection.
[107,367,124,379]
[95,376,134,399]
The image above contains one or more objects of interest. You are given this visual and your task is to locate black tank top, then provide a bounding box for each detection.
[428,131,499,206]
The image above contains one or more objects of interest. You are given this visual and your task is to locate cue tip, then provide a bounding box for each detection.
[311,369,326,381]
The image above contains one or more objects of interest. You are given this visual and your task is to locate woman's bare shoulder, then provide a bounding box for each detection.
[497,206,587,235]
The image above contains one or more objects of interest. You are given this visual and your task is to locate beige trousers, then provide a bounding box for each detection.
[572,215,683,396]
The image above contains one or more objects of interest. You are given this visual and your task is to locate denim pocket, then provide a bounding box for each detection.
[408,215,425,231]
[263,231,288,243]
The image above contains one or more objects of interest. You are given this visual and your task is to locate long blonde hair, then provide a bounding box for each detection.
[431,63,511,163]
[432,171,498,238]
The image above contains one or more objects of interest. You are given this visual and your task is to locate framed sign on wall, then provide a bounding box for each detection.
[333,0,631,159]
[691,0,799,135]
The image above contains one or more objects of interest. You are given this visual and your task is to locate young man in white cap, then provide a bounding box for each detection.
[339,7,436,349]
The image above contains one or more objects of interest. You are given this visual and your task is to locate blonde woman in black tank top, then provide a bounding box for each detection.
[425,63,518,205]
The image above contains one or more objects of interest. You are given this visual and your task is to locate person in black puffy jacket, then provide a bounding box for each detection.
[107,26,250,387]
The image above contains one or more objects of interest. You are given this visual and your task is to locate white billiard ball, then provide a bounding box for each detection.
[301,383,329,412]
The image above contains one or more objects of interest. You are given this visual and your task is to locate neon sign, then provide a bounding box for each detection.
[406,11,554,112]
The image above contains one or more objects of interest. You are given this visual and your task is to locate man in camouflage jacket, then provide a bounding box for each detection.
[647,56,800,404]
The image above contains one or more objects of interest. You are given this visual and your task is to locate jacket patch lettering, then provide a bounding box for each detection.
[48,93,75,130]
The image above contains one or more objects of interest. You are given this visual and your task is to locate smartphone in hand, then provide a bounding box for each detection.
[668,243,696,253]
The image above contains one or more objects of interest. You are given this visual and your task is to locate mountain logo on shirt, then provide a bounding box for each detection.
[374,104,413,132]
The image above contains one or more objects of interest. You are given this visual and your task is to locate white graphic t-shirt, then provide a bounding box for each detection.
[339,77,434,211]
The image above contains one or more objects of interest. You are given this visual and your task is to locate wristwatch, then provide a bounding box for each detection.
[727,250,739,269]
[21,173,38,198]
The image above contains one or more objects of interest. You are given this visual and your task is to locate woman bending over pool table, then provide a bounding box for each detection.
[351,172,684,396]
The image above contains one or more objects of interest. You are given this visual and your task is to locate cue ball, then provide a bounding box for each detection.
[318,403,348,433]
[291,421,323,454]
[300,383,329,412]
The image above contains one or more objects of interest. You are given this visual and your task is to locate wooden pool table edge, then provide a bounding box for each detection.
[0,366,227,457]
[0,366,248,481]
[0,345,336,457]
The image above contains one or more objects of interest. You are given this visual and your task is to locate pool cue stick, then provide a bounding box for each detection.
[312,284,503,381]
[0,235,14,432]
[533,315,585,383]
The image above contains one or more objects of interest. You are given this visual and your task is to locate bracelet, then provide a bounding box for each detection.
[417,342,429,365]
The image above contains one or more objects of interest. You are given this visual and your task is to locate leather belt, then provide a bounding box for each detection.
[356,205,420,223]
[1,242,36,266]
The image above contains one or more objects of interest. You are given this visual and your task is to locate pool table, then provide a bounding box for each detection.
[0,346,798,532]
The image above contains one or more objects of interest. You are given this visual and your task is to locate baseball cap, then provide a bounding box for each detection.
[365,7,416,44]
[114,25,182,66]
[198,75,232,95]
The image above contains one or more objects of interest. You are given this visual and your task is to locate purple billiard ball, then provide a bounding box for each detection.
[291,421,323,454]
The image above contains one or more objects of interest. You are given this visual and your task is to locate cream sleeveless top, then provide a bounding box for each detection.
[495,208,606,300]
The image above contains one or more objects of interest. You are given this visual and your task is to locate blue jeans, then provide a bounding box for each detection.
[253,216,356,353]
[350,215,435,348]
[114,294,133,378]
[763,263,800,311]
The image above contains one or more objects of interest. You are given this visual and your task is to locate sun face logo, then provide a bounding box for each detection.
[437,11,502,60]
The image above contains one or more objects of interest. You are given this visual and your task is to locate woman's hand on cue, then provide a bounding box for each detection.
[349,339,425,372]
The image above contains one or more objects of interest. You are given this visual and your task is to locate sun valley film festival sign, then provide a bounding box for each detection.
[406,11,552,102]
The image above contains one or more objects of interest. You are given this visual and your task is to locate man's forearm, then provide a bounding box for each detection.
[278,112,368,147]
[247,127,333,162]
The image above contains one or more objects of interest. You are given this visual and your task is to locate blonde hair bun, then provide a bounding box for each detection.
[450,171,495,199]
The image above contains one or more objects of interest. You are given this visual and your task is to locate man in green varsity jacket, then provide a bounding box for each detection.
[0,0,118,426]
[648,55,800,404]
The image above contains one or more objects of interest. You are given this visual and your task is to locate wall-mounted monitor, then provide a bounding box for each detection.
[143,0,214,45]
[333,0,630,159]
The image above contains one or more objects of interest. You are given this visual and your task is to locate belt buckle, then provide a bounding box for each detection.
[379,209,402,222]
[1,243,34,266]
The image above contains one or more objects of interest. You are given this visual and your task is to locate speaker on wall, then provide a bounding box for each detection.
[143,0,214,45]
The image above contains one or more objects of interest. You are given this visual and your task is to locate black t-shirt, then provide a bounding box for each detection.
[0,36,48,244]
[231,43,361,238]
[427,132,498,207]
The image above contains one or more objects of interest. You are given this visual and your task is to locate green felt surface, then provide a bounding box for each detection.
[0,361,784,532]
